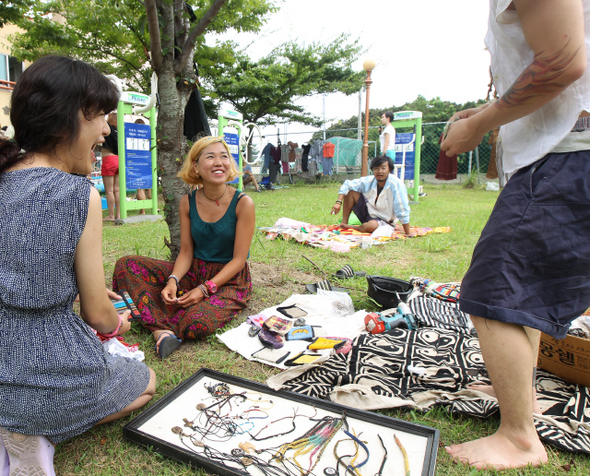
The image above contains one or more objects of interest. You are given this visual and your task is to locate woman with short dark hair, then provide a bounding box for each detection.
[0,56,155,475]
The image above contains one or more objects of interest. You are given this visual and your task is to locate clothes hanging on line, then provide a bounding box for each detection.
[322,141,335,158]
[435,133,457,180]
[270,144,281,164]
[280,144,290,174]
[302,143,311,171]
[321,157,334,176]
[261,143,274,172]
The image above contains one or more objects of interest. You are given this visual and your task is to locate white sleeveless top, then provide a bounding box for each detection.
[486,0,590,174]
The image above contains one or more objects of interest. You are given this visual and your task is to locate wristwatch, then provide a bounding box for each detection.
[205,280,217,294]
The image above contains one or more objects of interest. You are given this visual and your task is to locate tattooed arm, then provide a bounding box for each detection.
[442,0,586,157]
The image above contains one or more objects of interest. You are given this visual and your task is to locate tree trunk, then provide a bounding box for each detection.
[155,59,194,260]
[146,0,226,260]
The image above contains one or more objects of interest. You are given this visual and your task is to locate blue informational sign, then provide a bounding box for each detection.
[394,133,415,180]
[124,123,152,189]
[223,127,240,168]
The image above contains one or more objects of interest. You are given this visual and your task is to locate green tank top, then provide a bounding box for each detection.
[188,189,243,263]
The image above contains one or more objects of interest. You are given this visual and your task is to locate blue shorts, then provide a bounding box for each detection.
[386,150,396,161]
[459,149,590,338]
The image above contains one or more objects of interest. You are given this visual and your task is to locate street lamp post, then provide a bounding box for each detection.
[361,59,375,177]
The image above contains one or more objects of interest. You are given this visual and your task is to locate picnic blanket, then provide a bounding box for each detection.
[267,328,590,454]
[259,217,451,252]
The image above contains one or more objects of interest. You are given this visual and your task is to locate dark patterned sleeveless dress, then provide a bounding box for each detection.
[0,167,151,444]
[113,189,252,340]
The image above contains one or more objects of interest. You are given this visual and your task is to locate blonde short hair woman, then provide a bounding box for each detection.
[114,136,255,359]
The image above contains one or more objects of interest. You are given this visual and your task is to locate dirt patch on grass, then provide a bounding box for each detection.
[247,261,321,313]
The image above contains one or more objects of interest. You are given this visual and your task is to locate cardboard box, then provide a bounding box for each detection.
[538,332,590,387]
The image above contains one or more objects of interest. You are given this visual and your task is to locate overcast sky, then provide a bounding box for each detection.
[214,0,491,142]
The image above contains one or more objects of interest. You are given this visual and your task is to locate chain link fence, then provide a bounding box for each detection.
[318,123,495,178]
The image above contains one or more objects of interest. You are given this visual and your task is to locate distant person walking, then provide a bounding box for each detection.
[101,112,120,221]
[380,111,396,161]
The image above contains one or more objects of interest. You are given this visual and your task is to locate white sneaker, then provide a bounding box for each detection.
[0,428,55,476]
[0,435,9,476]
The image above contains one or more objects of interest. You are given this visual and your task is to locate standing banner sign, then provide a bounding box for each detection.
[222,126,240,170]
[395,132,415,180]
[124,122,152,190]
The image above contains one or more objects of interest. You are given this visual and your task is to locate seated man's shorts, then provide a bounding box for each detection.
[351,194,379,224]
[460,150,590,339]
[101,155,119,176]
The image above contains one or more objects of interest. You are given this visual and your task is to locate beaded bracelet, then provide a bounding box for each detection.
[198,283,210,298]
[97,313,122,339]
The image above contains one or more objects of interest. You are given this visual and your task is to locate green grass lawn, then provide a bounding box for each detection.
[53,181,590,475]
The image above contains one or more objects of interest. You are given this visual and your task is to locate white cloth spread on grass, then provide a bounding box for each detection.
[217,291,367,369]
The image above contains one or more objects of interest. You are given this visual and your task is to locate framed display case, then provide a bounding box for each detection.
[124,368,439,476]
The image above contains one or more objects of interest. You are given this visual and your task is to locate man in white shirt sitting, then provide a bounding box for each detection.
[331,155,411,235]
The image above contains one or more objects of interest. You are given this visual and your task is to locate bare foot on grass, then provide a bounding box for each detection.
[446,430,548,471]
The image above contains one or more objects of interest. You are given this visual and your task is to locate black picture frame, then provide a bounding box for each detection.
[124,368,439,476]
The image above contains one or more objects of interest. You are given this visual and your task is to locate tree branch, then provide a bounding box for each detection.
[145,0,162,71]
[176,0,228,74]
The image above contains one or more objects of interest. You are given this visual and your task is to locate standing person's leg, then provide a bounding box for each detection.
[137,189,147,214]
[467,324,542,413]
[445,317,547,470]
[113,173,120,219]
[102,175,116,221]
[137,189,153,215]
[101,155,119,221]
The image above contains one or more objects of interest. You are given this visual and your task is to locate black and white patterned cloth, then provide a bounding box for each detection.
[273,328,590,454]
[409,294,475,335]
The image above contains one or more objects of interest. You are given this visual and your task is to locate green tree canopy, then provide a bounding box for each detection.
[6,0,278,257]
[7,0,275,98]
[201,34,365,126]
[0,1,33,28]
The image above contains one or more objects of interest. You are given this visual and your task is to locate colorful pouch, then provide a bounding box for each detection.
[262,315,293,336]
[252,347,290,364]
[285,325,314,341]
[277,304,308,319]
[284,352,324,367]
[308,337,344,350]
[246,313,267,328]
[258,329,284,349]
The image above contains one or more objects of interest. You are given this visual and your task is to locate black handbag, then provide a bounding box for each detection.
[366,275,413,308]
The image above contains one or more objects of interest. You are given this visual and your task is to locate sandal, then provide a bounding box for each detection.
[305,280,348,294]
[155,331,182,360]
[333,264,367,279]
